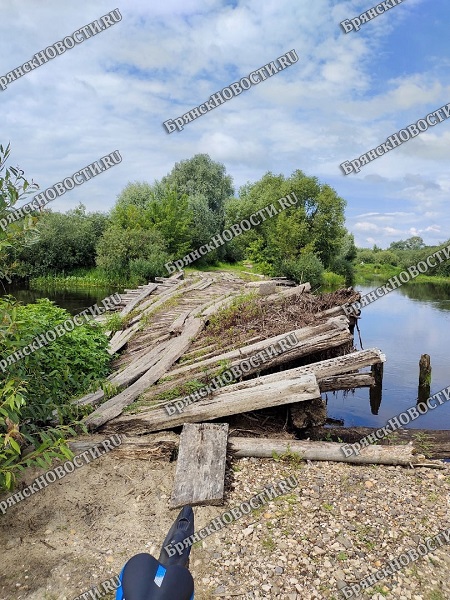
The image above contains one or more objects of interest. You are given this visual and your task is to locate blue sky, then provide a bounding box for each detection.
[0,0,448,248]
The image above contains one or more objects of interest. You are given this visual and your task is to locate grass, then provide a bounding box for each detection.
[354,263,450,286]
[184,260,265,282]
[29,267,130,290]
[271,446,303,468]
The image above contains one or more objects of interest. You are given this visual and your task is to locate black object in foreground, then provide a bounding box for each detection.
[116,505,195,600]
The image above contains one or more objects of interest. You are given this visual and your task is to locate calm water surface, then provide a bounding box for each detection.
[325,282,450,431]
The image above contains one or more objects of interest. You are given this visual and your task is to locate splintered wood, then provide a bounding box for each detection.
[170,423,229,508]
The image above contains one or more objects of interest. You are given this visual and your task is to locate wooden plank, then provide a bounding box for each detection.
[120,284,158,317]
[85,315,206,430]
[105,375,321,435]
[168,316,350,379]
[108,322,141,355]
[319,373,374,392]
[169,310,192,334]
[171,423,229,508]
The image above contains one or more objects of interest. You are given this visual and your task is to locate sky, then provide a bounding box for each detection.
[0,0,449,249]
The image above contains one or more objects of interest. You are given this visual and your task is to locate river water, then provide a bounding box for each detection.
[324,282,450,431]
[3,280,450,430]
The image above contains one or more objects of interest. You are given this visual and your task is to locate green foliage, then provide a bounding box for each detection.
[96,226,171,282]
[224,170,347,276]
[389,236,425,251]
[280,253,324,287]
[13,204,109,277]
[0,297,110,428]
[322,271,345,287]
[0,375,76,490]
[29,267,119,290]
[161,153,234,216]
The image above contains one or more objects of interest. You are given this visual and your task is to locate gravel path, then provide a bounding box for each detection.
[193,458,450,600]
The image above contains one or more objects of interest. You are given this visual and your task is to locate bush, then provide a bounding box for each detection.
[0,297,111,428]
[329,257,355,285]
[279,254,324,286]
[323,271,345,287]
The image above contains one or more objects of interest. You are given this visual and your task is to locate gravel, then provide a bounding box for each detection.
[190,457,450,599]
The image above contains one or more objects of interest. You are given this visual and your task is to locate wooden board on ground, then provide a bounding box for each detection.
[170,423,229,508]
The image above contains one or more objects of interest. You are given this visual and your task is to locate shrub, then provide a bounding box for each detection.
[280,254,324,286]
[0,297,110,428]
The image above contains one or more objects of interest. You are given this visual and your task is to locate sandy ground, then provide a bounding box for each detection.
[0,443,449,600]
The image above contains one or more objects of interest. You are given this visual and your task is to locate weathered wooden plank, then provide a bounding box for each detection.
[262,283,311,302]
[170,423,229,508]
[168,316,350,379]
[85,316,206,430]
[106,375,321,435]
[108,322,141,355]
[318,373,374,392]
[169,310,192,334]
[120,284,158,317]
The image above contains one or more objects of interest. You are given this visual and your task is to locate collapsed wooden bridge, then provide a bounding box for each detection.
[71,270,443,507]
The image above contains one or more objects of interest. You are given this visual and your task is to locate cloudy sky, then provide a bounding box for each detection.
[0,0,448,248]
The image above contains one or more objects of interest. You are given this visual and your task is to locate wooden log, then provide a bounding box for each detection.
[370,362,384,414]
[302,426,450,460]
[68,433,178,460]
[68,433,443,468]
[85,315,207,430]
[168,316,351,379]
[120,284,158,317]
[228,437,427,466]
[106,375,321,435]
[319,373,374,392]
[418,354,432,404]
[262,283,311,303]
[170,423,229,508]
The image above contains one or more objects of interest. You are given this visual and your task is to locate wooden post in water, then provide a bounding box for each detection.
[418,354,431,405]
[370,362,383,415]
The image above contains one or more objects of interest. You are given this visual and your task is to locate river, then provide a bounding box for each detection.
[325,281,450,431]
[3,280,450,431]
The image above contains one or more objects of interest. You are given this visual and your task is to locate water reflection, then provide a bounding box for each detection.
[323,281,450,430]
[0,283,121,315]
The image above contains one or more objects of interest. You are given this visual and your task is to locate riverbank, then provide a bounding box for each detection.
[0,446,448,600]
[354,264,450,286]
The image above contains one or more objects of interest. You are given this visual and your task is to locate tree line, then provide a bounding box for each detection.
[4,153,357,287]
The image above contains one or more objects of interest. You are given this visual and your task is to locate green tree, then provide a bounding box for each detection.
[161,154,234,216]
[96,226,171,281]
[223,170,347,274]
[13,204,109,277]
[389,236,425,251]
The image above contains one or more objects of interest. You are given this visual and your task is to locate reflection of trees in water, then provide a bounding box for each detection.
[395,282,450,312]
